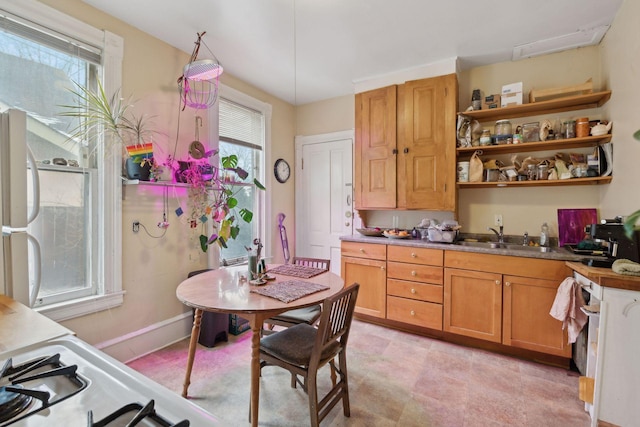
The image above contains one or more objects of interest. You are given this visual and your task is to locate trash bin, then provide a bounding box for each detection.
[188,269,229,347]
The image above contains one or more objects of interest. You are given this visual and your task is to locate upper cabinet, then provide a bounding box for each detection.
[355,74,458,210]
[355,85,397,208]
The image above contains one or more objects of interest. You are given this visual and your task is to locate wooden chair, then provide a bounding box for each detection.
[260,283,360,427]
[262,257,330,335]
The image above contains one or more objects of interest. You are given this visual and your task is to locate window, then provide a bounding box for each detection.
[217,86,270,265]
[1,1,123,319]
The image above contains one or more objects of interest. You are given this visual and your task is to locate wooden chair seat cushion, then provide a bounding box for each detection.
[260,324,340,366]
[269,305,321,324]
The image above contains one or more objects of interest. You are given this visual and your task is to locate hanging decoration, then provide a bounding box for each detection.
[177,31,224,110]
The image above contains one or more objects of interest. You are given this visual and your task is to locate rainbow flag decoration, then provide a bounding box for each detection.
[126,143,153,163]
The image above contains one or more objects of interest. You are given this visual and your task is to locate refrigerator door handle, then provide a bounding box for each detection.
[27,232,41,307]
[26,145,40,224]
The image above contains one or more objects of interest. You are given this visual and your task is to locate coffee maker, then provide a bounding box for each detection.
[582,216,640,267]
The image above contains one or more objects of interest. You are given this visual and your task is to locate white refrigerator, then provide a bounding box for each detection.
[1,109,42,307]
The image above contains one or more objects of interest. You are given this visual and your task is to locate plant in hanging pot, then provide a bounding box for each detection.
[179,153,265,253]
[59,80,156,178]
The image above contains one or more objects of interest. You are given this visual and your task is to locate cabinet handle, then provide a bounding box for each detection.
[411,288,416,294]
[359,248,365,253]
[411,252,417,258]
[505,282,511,287]
[380,266,386,271]
[345,221,351,226]
[411,271,417,276]
[410,310,415,316]
[495,280,501,285]
[392,148,398,155]
[403,147,409,154]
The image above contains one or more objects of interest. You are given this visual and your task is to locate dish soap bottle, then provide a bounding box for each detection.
[540,222,550,247]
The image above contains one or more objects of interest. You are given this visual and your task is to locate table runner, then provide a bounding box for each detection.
[267,264,326,279]
[250,280,330,303]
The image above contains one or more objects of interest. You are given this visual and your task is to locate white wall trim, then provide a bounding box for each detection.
[94,311,193,363]
[353,57,458,94]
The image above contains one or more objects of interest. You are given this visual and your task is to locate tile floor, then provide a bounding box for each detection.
[128,319,591,426]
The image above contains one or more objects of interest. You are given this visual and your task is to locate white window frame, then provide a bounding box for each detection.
[2,0,124,321]
[208,84,272,266]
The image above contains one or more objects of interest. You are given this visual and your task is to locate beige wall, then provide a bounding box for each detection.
[599,0,640,221]
[40,0,295,351]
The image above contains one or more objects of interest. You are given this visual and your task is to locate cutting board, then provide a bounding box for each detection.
[557,208,598,247]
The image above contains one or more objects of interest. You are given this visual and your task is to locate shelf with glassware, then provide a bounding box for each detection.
[456,90,613,188]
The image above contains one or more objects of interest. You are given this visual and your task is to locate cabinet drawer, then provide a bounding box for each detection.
[387,261,443,285]
[341,241,386,260]
[387,279,443,304]
[387,246,443,266]
[387,296,442,330]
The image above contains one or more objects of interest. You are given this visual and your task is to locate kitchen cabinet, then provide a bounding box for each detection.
[444,251,571,356]
[354,85,397,208]
[444,268,503,342]
[456,90,612,188]
[386,246,444,330]
[341,242,387,318]
[355,74,458,210]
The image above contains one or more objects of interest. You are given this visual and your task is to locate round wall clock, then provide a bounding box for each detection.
[274,158,291,183]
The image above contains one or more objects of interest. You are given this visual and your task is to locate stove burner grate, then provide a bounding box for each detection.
[0,353,88,426]
[88,400,190,427]
[0,385,32,424]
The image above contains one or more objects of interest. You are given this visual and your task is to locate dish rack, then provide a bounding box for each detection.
[426,227,459,243]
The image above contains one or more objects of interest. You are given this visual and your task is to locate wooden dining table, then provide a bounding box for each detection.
[176,264,345,426]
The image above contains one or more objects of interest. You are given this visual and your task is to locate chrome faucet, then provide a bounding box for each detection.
[487,226,504,243]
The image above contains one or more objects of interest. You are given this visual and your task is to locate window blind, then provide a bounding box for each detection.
[219,98,264,151]
[0,10,101,64]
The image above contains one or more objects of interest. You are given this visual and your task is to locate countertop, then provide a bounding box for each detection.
[340,234,586,262]
[566,261,640,292]
[0,295,74,353]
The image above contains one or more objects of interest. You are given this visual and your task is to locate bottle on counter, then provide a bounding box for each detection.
[540,222,550,247]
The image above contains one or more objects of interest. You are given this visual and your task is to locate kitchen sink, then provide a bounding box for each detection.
[455,241,556,253]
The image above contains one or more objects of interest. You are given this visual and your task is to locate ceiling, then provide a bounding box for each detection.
[82,0,623,105]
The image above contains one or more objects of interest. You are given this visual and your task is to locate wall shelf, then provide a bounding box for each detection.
[457,134,611,157]
[457,176,612,189]
[459,91,612,122]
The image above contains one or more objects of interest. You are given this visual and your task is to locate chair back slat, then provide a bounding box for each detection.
[293,257,330,271]
[314,284,359,363]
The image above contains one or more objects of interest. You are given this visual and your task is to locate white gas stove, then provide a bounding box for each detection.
[0,335,219,426]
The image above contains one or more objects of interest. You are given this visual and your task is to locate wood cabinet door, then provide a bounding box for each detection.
[444,268,502,343]
[355,86,397,209]
[503,275,571,357]
[398,74,457,210]
[341,256,386,318]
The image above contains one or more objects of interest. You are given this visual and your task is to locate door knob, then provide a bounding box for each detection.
[345,211,352,218]
[345,221,350,227]
[410,310,415,316]
[403,147,409,154]
[495,280,501,285]
[505,282,511,287]
[411,271,417,276]
[411,252,417,258]
[411,288,416,294]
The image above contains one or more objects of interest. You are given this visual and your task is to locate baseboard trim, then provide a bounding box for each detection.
[94,311,193,363]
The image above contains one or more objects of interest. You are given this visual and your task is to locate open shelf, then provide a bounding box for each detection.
[457,134,611,156]
[458,91,612,122]
[457,176,612,188]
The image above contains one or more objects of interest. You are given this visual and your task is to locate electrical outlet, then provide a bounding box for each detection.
[494,214,503,226]
[132,221,140,233]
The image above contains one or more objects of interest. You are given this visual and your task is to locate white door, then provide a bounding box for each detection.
[295,131,354,276]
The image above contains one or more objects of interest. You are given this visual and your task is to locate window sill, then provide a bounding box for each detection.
[35,291,125,322]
